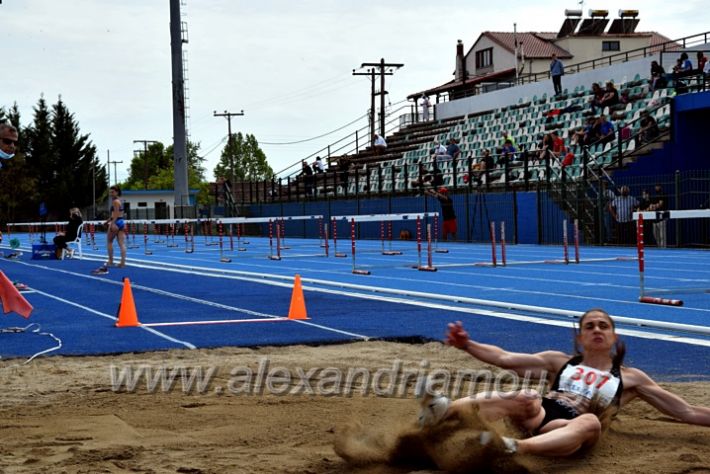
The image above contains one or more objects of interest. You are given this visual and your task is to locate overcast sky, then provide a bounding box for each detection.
[3,0,708,182]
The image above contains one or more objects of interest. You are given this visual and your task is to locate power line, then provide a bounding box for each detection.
[259,112,368,145]
[242,73,355,108]
[198,134,228,158]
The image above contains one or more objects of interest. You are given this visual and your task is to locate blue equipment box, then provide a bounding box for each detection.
[32,243,57,260]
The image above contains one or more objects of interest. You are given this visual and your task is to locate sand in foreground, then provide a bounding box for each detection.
[1,341,709,473]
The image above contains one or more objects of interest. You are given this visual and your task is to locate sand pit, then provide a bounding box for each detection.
[1,341,708,473]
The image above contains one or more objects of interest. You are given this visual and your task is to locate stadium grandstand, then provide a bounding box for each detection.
[220,11,709,249]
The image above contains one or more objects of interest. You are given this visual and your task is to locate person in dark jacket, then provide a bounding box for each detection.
[53,207,83,259]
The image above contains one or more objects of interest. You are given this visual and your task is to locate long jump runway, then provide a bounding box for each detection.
[1,236,709,380]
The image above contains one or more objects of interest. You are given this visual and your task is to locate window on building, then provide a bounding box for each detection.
[475,48,493,69]
[138,202,147,207]
[602,41,620,52]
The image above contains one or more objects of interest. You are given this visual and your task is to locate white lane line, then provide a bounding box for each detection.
[307,286,710,347]
[9,252,709,341]
[11,260,370,341]
[29,289,197,349]
[17,256,710,341]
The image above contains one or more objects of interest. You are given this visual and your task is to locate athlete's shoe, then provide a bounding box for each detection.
[91,265,109,275]
[479,431,518,454]
[418,392,451,428]
[13,282,29,292]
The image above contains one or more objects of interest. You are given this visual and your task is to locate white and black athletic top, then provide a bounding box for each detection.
[547,355,624,414]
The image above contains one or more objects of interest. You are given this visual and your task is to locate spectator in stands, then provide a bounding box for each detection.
[597,115,615,145]
[373,133,387,155]
[672,53,694,92]
[466,149,495,187]
[432,141,447,158]
[599,82,619,109]
[412,160,443,193]
[314,156,325,173]
[300,160,314,198]
[619,89,631,106]
[538,133,554,161]
[500,130,517,148]
[550,54,564,95]
[609,185,639,245]
[589,83,604,113]
[581,117,597,146]
[550,130,565,155]
[498,139,517,166]
[649,61,667,91]
[639,111,659,144]
[0,122,18,167]
[649,184,668,248]
[420,95,431,121]
[697,51,707,72]
[560,147,575,169]
[426,187,456,241]
[677,52,693,73]
[53,208,83,259]
[445,138,461,162]
[569,127,585,147]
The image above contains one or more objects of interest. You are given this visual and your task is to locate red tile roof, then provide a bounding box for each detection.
[407,68,516,99]
[482,32,573,59]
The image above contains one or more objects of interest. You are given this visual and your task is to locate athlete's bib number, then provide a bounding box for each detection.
[559,364,620,404]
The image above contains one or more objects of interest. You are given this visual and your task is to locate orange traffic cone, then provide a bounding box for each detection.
[288,274,308,320]
[115,277,140,327]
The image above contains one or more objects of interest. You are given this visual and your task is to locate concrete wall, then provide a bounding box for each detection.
[556,35,651,64]
[436,54,659,120]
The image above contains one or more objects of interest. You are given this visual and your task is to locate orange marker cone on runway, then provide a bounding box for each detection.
[116,277,140,327]
[288,274,308,320]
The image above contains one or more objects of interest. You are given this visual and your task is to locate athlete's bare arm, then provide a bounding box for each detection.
[622,367,710,426]
[446,321,569,378]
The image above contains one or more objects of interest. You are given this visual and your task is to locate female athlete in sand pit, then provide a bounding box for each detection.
[421,308,710,457]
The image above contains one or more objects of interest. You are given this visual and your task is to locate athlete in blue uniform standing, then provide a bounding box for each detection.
[94,185,126,274]
[418,308,710,457]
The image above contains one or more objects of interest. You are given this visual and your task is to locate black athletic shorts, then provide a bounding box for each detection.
[534,397,579,434]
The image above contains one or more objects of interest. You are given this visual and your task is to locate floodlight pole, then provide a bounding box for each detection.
[169,0,189,211]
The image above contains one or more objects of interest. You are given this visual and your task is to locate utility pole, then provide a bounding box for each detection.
[92,160,96,219]
[108,158,123,186]
[213,110,244,186]
[106,150,110,191]
[133,140,159,189]
[354,58,403,143]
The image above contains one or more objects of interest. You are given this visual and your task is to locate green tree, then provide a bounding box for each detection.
[20,96,107,219]
[50,97,106,215]
[213,133,273,183]
[23,96,54,201]
[123,140,209,205]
